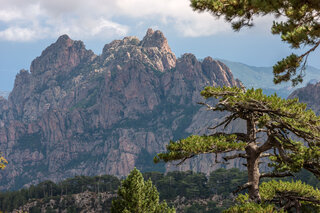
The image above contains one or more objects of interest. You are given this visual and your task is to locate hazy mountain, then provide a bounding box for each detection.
[219,59,320,98]
[289,81,320,114]
[0,29,243,190]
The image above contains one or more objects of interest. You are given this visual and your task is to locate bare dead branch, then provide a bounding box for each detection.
[260,153,273,158]
[208,113,238,130]
[197,102,217,111]
[176,155,194,166]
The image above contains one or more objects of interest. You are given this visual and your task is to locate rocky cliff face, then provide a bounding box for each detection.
[288,82,320,114]
[0,29,242,190]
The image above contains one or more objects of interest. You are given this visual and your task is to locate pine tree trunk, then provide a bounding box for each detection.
[247,148,261,202]
[246,117,261,202]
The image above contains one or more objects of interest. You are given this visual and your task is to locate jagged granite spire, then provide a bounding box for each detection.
[102,28,176,72]
[141,28,172,53]
[30,34,95,75]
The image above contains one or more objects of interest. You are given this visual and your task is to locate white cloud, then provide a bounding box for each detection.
[47,17,129,39]
[0,0,124,41]
[0,0,274,41]
[115,0,233,37]
[0,26,49,41]
[0,10,22,22]
[91,18,129,37]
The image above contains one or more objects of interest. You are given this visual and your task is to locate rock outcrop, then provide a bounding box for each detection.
[288,82,320,114]
[0,29,242,190]
[12,191,116,213]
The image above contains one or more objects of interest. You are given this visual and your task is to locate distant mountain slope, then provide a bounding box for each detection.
[288,82,320,114]
[0,29,243,190]
[220,59,320,98]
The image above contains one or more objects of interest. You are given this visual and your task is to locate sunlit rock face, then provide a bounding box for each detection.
[0,29,242,190]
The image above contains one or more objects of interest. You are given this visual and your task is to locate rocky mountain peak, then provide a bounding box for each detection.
[102,36,140,54]
[0,30,242,190]
[145,28,155,37]
[56,34,72,43]
[180,53,198,63]
[13,69,30,88]
[141,28,172,53]
[102,29,176,72]
[30,34,95,75]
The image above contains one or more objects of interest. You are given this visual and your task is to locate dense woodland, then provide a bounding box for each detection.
[0,168,318,212]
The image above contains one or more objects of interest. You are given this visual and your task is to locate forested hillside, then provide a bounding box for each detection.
[1,169,318,213]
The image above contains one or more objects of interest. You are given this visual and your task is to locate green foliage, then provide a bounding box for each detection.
[224,201,282,213]
[208,168,247,197]
[154,134,246,163]
[184,201,230,213]
[29,206,41,213]
[149,171,211,200]
[228,180,320,212]
[0,174,120,212]
[60,175,120,194]
[190,0,320,85]
[0,153,7,170]
[111,168,175,213]
[261,180,320,212]
[156,86,320,176]
[0,169,318,212]
[156,86,320,209]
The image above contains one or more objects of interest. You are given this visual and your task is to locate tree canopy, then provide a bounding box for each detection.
[226,180,320,212]
[111,168,175,213]
[155,86,320,212]
[190,0,320,86]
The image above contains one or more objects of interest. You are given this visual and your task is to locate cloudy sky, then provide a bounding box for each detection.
[0,0,319,91]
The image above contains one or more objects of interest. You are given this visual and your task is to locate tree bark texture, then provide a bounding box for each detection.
[246,117,261,202]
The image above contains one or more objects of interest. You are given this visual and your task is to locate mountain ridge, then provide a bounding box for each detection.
[219,58,320,98]
[0,29,242,190]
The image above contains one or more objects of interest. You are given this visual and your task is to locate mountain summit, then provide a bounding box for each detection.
[0,29,241,190]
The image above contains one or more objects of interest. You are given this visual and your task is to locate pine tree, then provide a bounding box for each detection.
[111,168,175,213]
[190,0,320,86]
[155,86,320,212]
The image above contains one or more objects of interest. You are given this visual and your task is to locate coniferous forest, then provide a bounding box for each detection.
[0,168,319,212]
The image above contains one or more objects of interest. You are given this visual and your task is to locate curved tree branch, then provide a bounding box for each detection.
[260,172,293,180]
[233,182,252,194]
[223,153,248,161]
